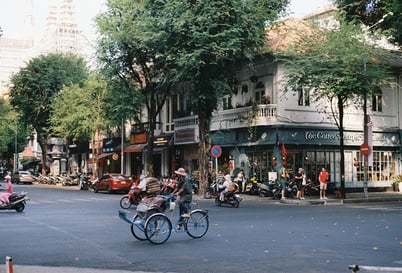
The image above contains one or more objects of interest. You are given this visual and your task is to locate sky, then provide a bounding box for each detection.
[0,0,333,41]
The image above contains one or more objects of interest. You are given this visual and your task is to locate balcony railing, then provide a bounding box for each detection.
[174,104,277,131]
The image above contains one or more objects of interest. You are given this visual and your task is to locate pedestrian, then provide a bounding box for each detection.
[300,168,307,200]
[0,172,13,206]
[173,167,192,230]
[319,167,329,200]
[279,166,289,199]
[294,168,303,200]
[236,170,244,193]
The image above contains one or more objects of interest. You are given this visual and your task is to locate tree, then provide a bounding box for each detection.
[0,98,29,171]
[95,0,178,176]
[9,53,88,175]
[335,0,402,46]
[274,19,393,198]
[156,0,289,194]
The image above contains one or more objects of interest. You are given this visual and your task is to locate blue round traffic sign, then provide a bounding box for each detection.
[210,145,222,158]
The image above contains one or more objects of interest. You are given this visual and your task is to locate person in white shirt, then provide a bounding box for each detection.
[219,170,233,201]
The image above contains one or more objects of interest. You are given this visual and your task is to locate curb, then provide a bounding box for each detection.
[279,195,402,205]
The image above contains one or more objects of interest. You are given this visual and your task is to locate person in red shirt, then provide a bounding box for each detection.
[319,168,329,200]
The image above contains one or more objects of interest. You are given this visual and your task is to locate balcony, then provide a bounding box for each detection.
[174,104,277,131]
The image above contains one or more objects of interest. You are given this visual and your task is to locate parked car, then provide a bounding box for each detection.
[94,173,132,193]
[12,171,34,184]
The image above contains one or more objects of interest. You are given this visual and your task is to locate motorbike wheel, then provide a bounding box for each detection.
[130,214,147,241]
[232,198,240,208]
[144,214,172,245]
[273,188,282,200]
[214,197,222,206]
[204,191,212,199]
[14,203,25,212]
[120,197,132,209]
[186,210,209,239]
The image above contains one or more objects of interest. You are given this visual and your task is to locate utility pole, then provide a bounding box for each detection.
[362,12,393,199]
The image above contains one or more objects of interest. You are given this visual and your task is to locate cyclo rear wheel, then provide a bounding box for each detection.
[186,210,209,239]
[144,213,172,244]
[130,214,147,241]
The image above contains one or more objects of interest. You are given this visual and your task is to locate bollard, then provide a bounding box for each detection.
[6,256,13,273]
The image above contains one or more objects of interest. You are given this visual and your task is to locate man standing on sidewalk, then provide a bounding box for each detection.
[319,167,329,200]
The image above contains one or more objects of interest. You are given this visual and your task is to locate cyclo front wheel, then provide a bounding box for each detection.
[186,210,209,239]
[144,213,172,244]
[130,214,147,241]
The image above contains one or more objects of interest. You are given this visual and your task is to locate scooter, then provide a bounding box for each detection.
[258,180,277,197]
[244,175,259,195]
[215,184,242,207]
[0,192,30,212]
[272,180,298,200]
[160,177,178,195]
[119,185,147,209]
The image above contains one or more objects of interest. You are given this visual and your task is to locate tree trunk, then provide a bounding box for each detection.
[338,96,346,199]
[39,139,48,176]
[197,110,209,197]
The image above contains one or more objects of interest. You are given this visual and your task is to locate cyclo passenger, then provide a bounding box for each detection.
[172,167,192,230]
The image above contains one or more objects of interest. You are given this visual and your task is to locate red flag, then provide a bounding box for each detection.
[281,143,287,159]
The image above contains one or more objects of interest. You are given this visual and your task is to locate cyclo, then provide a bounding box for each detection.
[118,180,209,245]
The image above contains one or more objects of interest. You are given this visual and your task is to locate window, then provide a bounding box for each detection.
[222,96,232,110]
[298,87,310,106]
[255,81,268,104]
[354,151,395,182]
[371,89,382,112]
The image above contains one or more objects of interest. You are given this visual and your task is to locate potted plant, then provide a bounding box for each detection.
[392,174,402,192]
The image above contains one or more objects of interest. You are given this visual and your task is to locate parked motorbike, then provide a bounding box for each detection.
[120,185,147,209]
[244,175,259,195]
[257,180,276,197]
[160,177,178,195]
[215,184,242,207]
[0,192,29,212]
[272,180,298,200]
[190,175,199,194]
[79,174,90,190]
[303,180,337,196]
[304,179,320,196]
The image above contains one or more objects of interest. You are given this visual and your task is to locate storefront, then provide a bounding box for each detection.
[211,127,401,188]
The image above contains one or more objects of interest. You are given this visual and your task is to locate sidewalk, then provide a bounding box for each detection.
[279,190,402,205]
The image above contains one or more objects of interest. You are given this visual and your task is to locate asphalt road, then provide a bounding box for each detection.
[1,184,402,273]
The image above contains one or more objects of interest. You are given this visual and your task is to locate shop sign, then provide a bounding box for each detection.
[130,133,147,144]
[175,128,199,144]
[102,137,120,153]
[280,129,400,147]
[154,136,169,147]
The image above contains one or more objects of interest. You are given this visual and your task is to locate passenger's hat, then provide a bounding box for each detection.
[174,168,186,176]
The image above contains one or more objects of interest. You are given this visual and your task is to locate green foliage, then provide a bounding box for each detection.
[0,99,29,160]
[9,53,89,141]
[335,0,402,46]
[95,0,178,152]
[277,20,391,117]
[160,0,289,119]
[50,75,109,142]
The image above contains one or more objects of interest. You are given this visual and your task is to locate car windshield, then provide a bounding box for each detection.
[111,174,126,179]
